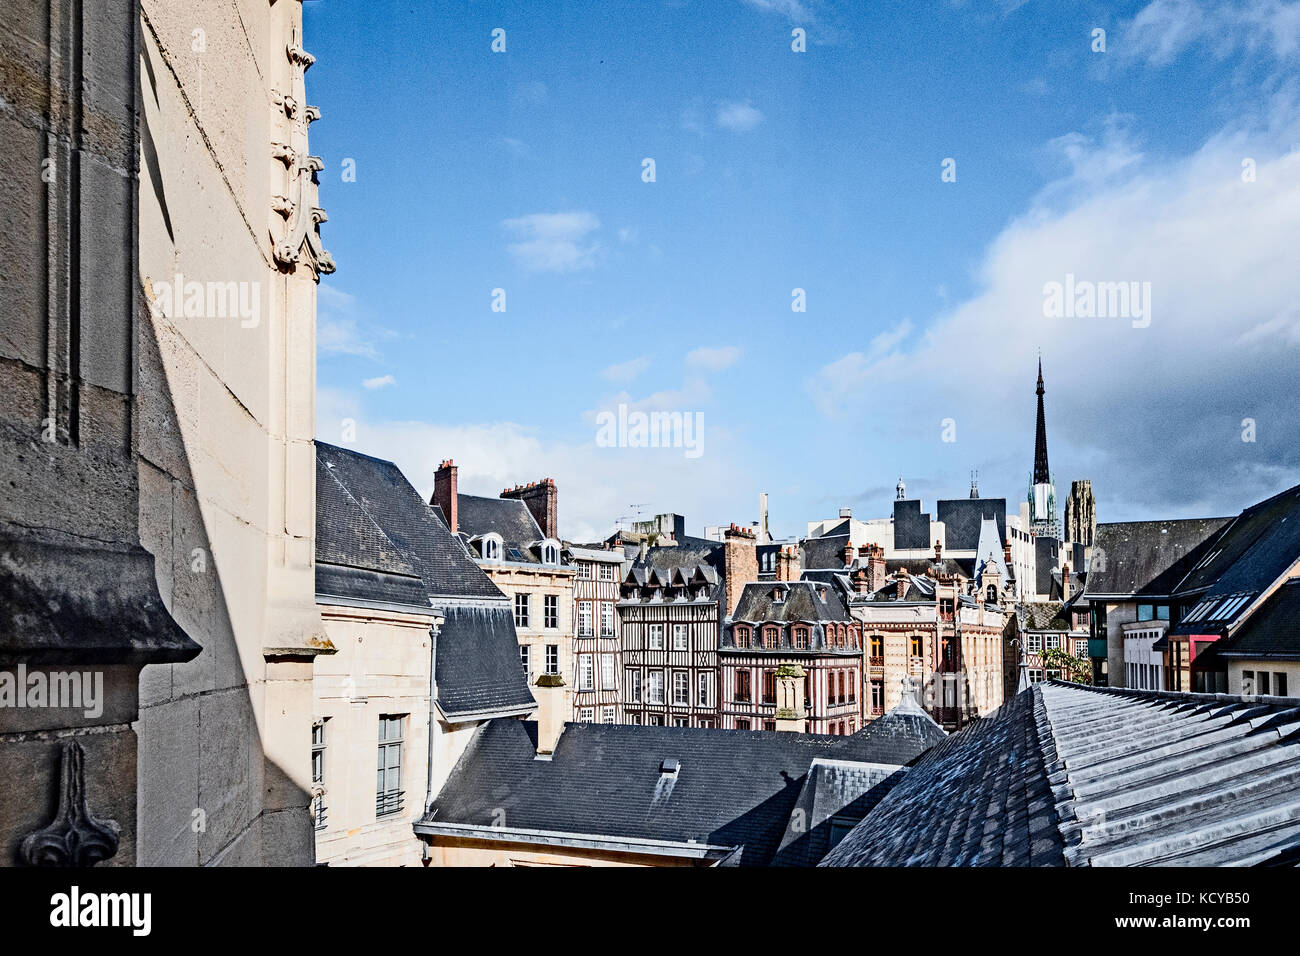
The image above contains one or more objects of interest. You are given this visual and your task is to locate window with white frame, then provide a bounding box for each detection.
[673,671,689,705]
[697,671,712,707]
[672,623,687,650]
[545,644,559,674]
[519,645,531,678]
[1028,668,1044,684]
[1045,634,1060,649]
[514,593,529,628]
[648,624,664,649]
[626,668,641,702]
[601,653,615,687]
[482,535,502,561]
[601,602,615,637]
[311,719,327,831]
[576,562,592,579]
[598,563,615,581]
[578,707,594,722]
[602,706,616,724]
[376,715,405,817]
[1026,634,1042,653]
[544,594,558,629]
[579,654,593,690]
[578,601,592,636]
[648,670,665,704]
[542,542,560,565]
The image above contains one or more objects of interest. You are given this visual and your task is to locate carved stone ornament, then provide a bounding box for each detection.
[271,25,335,276]
[19,740,121,867]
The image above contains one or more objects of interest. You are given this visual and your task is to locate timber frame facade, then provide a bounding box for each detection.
[570,547,625,723]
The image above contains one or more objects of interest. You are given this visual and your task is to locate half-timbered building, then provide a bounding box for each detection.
[720,580,864,734]
[568,545,625,723]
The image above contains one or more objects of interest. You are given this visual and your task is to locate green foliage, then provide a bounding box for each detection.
[1040,645,1091,684]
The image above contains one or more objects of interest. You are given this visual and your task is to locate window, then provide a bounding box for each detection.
[542,543,559,565]
[773,588,785,604]
[762,669,776,704]
[630,713,642,725]
[870,636,883,658]
[601,653,615,688]
[376,715,405,817]
[544,594,558,629]
[1026,634,1042,653]
[763,720,777,731]
[519,645,531,678]
[598,563,615,581]
[578,601,592,636]
[736,719,752,731]
[698,718,714,729]
[735,670,752,703]
[602,706,617,724]
[311,720,327,831]
[794,626,809,649]
[578,707,594,722]
[482,536,501,560]
[601,603,615,637]
[1045,634,1060,650]
[648,670,665,704]
[545,644,559,675]
[514,593,530,628]
[735,625,751,648]
[576,562,592,579]
[673,671,689,705]
[697,671,712,707]
[1259,672,1271,695]
[648,624,664,649]
[763,626,779,649]
[1277,673,1289,697]
[673,716,690,727]
[1242,670,1256,695]
[626,668,641,703]
[672,623,687,650]
[648,714,663,726]
[579,654,593,690]
[1028,669,1044,684]
[910,636,923,658]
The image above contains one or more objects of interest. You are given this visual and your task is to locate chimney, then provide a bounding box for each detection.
[1004,541,1013,567]
[864,543,886,593]
[432,459,458,534]
[533,673,568,756]
[776,546,800,582]
[839,507,852,519]
[895,569,908,601]
[638,537,648,563]
[501,478,558,539]
[934,539,943,562]
[759,492,770,542]
[773,664,806,732]
[843,540,855,569]
[723,524,758,617]
[1062,562,1071,602]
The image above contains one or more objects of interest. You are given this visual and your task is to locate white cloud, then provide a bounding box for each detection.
[806,100,1300,518]
[741,0,812,21]
[716,101,764,132]
[362,374,397,390]
[318,316,379,359]
[1124,0,1300,65]
[601,356,652,383]
[685,345,742,371]
[503,211,601,273]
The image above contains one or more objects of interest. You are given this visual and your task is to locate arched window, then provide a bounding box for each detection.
[482,535,502,561]
[987,585,997,603]
[541,540,560,565]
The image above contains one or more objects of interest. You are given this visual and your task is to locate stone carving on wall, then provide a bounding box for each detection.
[19,741,121,867]
[271,26,335,277]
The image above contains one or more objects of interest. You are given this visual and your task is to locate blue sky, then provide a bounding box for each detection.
[304,0,1300,541]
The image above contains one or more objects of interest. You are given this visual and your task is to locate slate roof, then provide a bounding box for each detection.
[937,497,1006,553]
[1016,602,1071,631]
[732,580,851,624]
[1084,518,1230,598]
[421,707,945,866]
[884,557,967,578]
[316,443,504,602]
[823,682,1300,867]
[434,604,536,719]
[457,493,550,563]
[800,533,850,571]
[315,443,533,719]
[1209,578,1300,661]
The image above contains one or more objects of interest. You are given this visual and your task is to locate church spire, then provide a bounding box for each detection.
[1033,358,1050,485]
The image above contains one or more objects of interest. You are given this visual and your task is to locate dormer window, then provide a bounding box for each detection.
[735,626,751,648]
[481,534,502,561]
[793,626,809,649]
[540,539,560,565]
[763,626,780,648]
[772,588,784,603]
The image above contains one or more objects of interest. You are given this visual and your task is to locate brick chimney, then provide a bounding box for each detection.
[432,459,458,533]
[934,539,943,562]
[724,524,758,617]
[862,543,886,593]
[895,568,908,601]
[501,478,558,539]
[843,540,855,569]
[1061,562,1071,602]
[773,664,806,732]
[776,546,800,582]
[533,673,568,756]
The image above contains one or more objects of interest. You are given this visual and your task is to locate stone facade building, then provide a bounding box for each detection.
[1064,479,1097,548]
[1,0,332,866]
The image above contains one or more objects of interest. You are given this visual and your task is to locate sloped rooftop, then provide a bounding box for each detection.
[822,682,1300,867]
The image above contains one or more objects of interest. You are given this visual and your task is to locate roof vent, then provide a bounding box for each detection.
[660,757,680,775]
